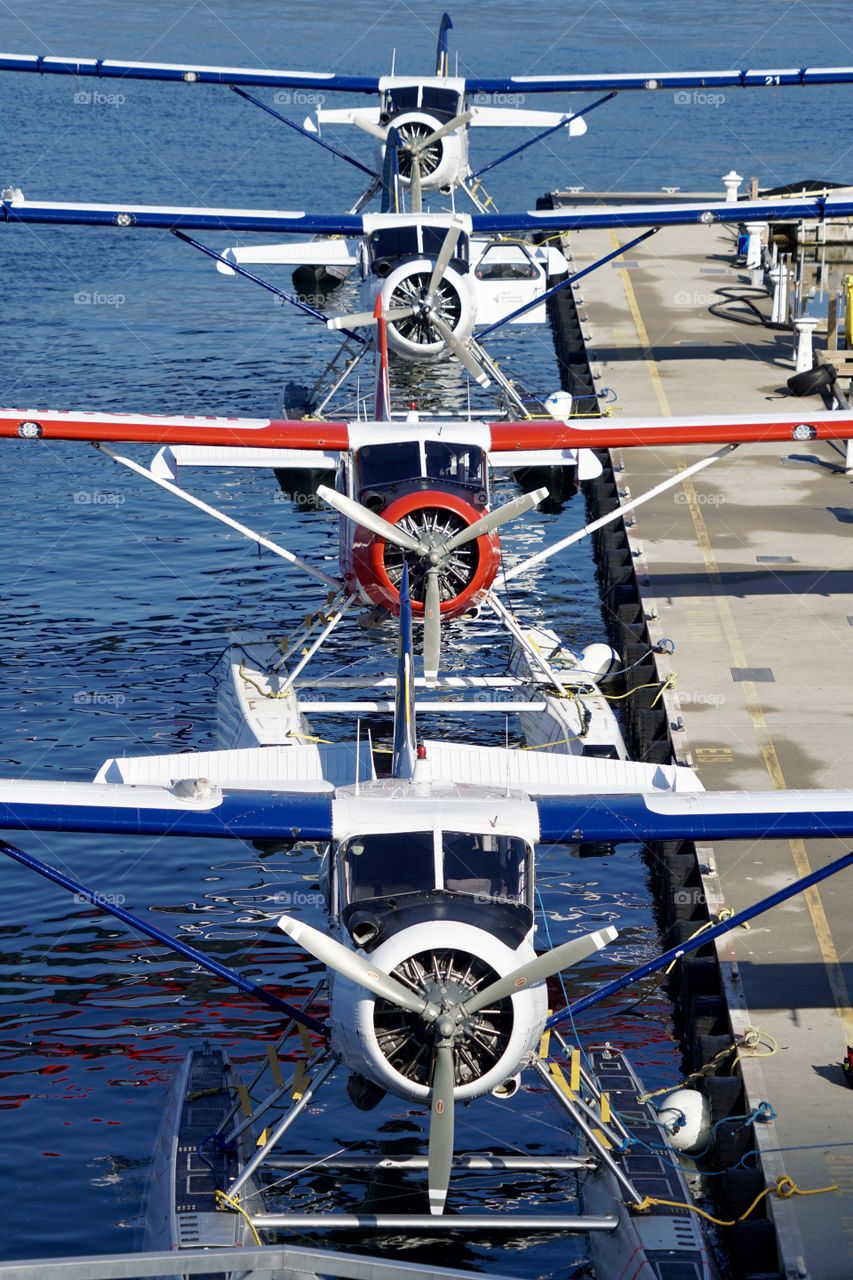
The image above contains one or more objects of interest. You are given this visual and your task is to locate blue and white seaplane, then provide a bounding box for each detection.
[5,12,853,216]
[1,560,853,1280]
[3,176,853,400]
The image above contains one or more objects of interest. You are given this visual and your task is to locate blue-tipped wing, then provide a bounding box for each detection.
[537,790,853,844]
[0,197,363,236]
[465,67,853,94]
[0,779,332,841]
[473,193,853,235]
[0,53,378,92]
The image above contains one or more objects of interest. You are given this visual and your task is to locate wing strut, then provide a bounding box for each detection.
[97,443,342,588]
[0,839,326,1031]
[550,847,853,1026]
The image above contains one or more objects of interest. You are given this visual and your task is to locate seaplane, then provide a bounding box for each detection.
[2,555,853,1280]
[6,12,853,218]
[4,180,850,409]
[3,307,853,687]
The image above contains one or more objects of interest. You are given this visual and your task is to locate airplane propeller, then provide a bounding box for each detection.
[279,909,617,1214]
[353,111,473,212]
[327,219,489,385]
[316,482,549,681]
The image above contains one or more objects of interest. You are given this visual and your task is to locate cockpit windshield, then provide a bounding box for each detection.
[424,441,484,487]
[357,442,422,491]
[384,85,463,122]
[356,441,486,494]
[369,226,469,267]
[442,831,527,902]
[345,831,435,904]
[342,829,530,905]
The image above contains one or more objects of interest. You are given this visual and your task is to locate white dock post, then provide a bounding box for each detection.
[792,315,818,372]
[770,258,789,326]
[722,169,743,202]
[745,221,766,276]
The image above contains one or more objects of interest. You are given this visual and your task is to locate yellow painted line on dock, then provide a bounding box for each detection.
[611,233,853,1040]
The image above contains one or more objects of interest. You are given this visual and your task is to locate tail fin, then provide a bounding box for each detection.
[391,561,417,779]
[380,126,403,214]
[435,13,453,76]
[373,295,392,421]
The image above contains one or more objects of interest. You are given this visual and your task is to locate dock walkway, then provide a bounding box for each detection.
[571,217,853,1278]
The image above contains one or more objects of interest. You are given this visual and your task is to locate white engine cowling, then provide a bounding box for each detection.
[372,260,476,363]
[330,919,546,1102]
[379,112,467,192]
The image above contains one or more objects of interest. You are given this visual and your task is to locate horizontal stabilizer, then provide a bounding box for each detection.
[469,105,587,135]
[95,742,375,789]
[216,240,358,275]
[421,741,702,795]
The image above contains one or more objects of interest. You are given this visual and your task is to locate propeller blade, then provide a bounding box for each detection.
[423,566,442,682]
[462,926,618,1016]
[429,313,491,388]
[316,484,422,553]
[428,1037,456,1215]
[353,115,389,142]
[410,150,423,213]
[425,222,463,305]
[414,110,474,153]
[279,915,438,1017]
[441,486,549,555]
[327,306,416,331]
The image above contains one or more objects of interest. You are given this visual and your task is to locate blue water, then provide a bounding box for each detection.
[0,0,851,1272]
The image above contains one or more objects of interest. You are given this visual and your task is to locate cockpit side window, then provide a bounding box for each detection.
[344,831,436,903]
[442,832,528,903]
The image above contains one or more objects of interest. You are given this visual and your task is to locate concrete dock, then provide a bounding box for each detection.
[570,217,853,1278]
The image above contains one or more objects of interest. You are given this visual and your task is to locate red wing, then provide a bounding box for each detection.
[488,412,853,451]
[0,409,350,450]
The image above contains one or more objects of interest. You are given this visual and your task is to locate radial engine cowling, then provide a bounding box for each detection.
[379,112,466,192]
[373,259,475,362]
[350,490,499,618]
[332,921,547,1102]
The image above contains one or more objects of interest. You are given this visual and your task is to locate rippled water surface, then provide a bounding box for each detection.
[0,0,850,1272]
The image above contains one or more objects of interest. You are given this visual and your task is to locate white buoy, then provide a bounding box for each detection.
[656,1088,711,1154]
[545,390,573,420]
[580,643,620,679]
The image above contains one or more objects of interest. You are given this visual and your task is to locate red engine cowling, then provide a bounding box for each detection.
[350,490,500,617]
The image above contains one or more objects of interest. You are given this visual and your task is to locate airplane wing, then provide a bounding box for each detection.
[0,195,363,236]
[537,791,853,843]
[0,53,379,92]
[487,410,853,453]
[0,778,332,840]
[0,409,350,448]
[3,776,853,846]
[464,66,853,94]
[473,192,853,234]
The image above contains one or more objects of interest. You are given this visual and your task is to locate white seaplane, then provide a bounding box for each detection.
[1,555,853,1280]
[5,12,853,215]
[3,180,853,402]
